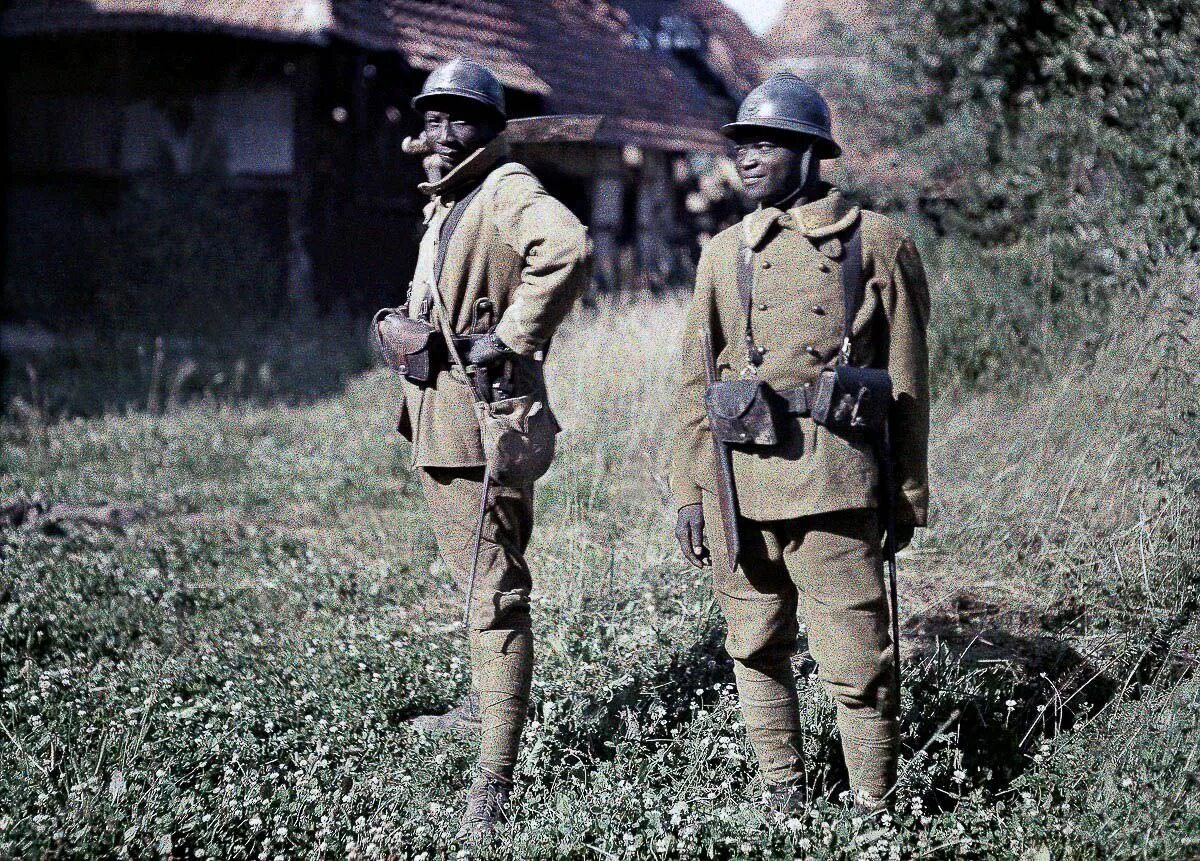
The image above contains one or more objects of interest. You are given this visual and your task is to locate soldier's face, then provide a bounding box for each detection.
[732,131,815,206]
[423,101,501,172]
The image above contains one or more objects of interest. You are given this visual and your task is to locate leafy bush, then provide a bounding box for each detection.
[826,0,1200,388]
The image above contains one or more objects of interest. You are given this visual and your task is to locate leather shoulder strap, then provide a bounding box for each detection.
[736,225,761,370]
[839,220,864,363]
[426,180,489,400]
[434,179,489,286]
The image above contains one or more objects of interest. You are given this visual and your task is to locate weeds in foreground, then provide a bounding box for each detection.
[1,279,1198,858]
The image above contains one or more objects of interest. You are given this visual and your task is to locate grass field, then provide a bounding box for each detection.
[2,275,1199,859]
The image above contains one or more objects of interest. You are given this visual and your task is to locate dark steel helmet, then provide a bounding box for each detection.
[411,57,507,124]
[721,73,841,158]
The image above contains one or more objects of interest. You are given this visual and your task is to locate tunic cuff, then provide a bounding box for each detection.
[671,480,703,511]
[494,314,541,357]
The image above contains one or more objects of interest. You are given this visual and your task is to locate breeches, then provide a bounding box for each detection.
[703,494,898,800]
[419,466,535,782]
[420,466,534,632]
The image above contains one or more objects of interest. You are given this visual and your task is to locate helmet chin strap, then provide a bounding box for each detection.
[764,146,816,211]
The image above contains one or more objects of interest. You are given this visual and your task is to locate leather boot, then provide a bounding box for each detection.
[456,772,512,841]
[408,690,480,734]
[764,775,809,816]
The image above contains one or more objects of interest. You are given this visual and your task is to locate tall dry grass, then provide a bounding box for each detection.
[1,264,1197,859]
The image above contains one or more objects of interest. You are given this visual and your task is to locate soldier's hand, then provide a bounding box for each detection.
[885,524,916,552]
[466,331,515,366]
[675,503,710,569]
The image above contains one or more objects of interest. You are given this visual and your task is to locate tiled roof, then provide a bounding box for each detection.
[509,1,729,151]
[334,1,550,95]
[1,0,731,151]
[0,0,331,42]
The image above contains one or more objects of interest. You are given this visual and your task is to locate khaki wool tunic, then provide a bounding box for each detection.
[397,140,591,468]
[670,183,931,526]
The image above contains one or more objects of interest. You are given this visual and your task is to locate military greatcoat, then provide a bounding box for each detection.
[670,182,931,526]
[398,139,591,468]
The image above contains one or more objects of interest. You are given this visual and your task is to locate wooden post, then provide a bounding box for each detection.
[286,51,316,316]
[590,148,624,292]
[635,149,673,290]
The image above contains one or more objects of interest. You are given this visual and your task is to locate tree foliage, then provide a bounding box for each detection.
[850,0,1199,253]
[825,0,1199,387]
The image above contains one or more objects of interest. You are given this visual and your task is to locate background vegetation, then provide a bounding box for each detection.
[3,1,1200,858]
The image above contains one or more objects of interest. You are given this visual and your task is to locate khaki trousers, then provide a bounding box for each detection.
[419,467,535,783]
[703,493,898,801]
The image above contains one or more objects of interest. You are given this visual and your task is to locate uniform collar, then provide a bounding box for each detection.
[418,137,510,199]
[741,182,861,251]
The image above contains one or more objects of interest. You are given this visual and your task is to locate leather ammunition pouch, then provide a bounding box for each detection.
[705,378,779,446]
[373,177,491,388]
[811,365,893,435]
[810,221,894,437]
[371,306,441,385]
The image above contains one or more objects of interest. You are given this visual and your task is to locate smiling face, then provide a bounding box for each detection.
[730,128,818,207]
[421,97,503,173]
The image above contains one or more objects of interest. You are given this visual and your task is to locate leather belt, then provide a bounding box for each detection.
[778,384,816,416]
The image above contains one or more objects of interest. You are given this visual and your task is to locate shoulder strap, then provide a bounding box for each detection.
[736,241,759,369]
[434,179,488,286]
[737,221,764,371]
[427,180,490,403]
[838,220,864,364]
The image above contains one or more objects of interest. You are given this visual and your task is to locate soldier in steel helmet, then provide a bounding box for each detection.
[669,73,931,813]
[396,57,590,838]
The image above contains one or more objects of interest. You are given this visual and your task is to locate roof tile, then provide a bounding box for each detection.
[2,0,740,151]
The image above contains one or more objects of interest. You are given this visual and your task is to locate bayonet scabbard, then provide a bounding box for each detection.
[702,332,742,574]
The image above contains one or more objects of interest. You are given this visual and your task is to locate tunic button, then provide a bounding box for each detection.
[761,261,772,270]
[805,346,822,358]
[758,302,769,311]
[811,304,826,315]
[819,262,831,272]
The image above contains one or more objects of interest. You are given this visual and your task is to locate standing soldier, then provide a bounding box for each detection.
[394,58,590,838]
[670,73,930,813]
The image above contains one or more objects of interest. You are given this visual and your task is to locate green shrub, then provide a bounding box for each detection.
[827,0,1200,389]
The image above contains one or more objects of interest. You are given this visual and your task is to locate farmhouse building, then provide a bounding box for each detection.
[2,0,764,321]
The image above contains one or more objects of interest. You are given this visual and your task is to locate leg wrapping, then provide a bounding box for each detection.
[733,657,804,784]
[838,707,898,804]
[472,626,533,784]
